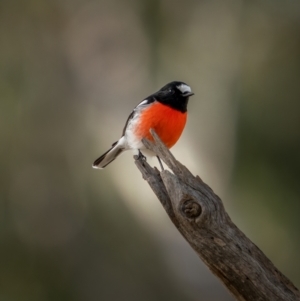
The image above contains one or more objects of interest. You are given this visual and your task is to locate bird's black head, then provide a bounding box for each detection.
[152,81,194,113]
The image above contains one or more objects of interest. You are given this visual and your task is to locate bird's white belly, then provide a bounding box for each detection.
[124,116,156,157]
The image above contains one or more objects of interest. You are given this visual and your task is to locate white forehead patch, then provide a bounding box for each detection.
[177,84,192,94]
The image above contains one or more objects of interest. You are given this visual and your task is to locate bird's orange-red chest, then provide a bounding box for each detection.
[134,102,187,148]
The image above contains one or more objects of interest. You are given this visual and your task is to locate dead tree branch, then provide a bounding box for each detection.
[134,129,300,301]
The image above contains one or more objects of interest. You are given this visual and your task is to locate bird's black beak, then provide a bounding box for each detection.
[183,92,194,97]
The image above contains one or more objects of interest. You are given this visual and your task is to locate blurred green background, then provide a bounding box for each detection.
[1,0,299,300]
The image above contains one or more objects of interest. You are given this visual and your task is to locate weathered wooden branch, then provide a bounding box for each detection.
[134,129,300,301]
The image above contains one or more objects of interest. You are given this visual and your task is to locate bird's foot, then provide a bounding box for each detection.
[137,150,147,161]
[156,156,164,171]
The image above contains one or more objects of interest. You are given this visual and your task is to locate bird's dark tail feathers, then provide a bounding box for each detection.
[93,140,125,169]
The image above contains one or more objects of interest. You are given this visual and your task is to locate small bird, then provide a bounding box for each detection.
[93,81,194,170]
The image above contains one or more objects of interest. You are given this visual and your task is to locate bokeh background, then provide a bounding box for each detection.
[1,0,300,300]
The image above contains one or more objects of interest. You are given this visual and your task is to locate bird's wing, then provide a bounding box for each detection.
[121,97,156,136]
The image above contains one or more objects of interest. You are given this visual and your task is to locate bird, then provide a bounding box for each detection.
[92,81,194,170]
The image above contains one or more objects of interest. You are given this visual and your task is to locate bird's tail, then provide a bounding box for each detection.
[93,139,126,169]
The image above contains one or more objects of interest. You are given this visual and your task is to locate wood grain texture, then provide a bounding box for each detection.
[134,129,300,301]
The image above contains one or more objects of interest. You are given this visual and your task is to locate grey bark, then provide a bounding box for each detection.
[134,129,300,301]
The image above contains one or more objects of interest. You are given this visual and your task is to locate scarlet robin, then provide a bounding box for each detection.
[93,81,194,170]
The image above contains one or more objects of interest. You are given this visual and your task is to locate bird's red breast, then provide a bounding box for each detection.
[134,102,187,148]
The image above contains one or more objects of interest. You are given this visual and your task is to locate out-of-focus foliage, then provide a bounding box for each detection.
[0,0,299,300]
[232,3,300,281]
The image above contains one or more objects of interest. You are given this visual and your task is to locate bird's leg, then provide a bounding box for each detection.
[156,156,164,171]
[137,150,146,161]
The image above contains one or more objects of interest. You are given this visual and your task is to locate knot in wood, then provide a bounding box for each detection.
[181,200,202,219]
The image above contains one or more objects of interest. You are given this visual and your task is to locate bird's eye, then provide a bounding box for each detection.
[168,88,172,93]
